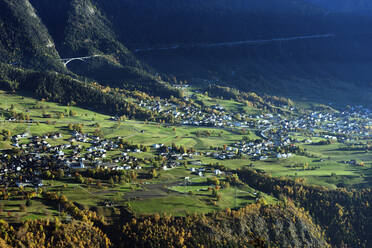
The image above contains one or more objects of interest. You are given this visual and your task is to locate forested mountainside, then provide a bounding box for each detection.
[0,200,328,248]
[238,169,372,248]
[0,0,63,71]
[0,0,165,95]
[305,0,372,14]
[100,0,372,105]
[118,202,328,248]
[0,0,371,105]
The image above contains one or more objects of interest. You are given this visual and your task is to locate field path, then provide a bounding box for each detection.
[123,182,183,200]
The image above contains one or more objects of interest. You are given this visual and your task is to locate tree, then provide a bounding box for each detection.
[96,180,102,188]
[216,194,222,201]
[94,129,104,138]
[43,170,53,179]
[109,177,115,187]
[212,188,218,197]
[57,169,65,179]
[69,110,77,117]
[180,146,186,154]
[19,204,26,212]
[151,169,158,178]
[76,174,85,184]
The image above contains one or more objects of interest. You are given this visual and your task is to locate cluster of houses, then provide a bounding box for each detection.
[135,96,251,128]
[207,138,294,161]
[179,105,240,128]
[188,166,223,177]
[255,107,371,145]
[1,133,67,187]
[2,93,371,188]
[153,143,200,170]
[195,107,372,162]
[1,131,157,187]
[132,88,371,142]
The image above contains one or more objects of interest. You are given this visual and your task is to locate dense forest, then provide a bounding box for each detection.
[2,166,371,247]
[0,0,371,105]
[0,63,181,120]
[0,198,328,248]
[238,169,372,247]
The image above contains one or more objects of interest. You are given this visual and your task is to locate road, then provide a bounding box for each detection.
[133,33,335,53]
[59,55,103,66]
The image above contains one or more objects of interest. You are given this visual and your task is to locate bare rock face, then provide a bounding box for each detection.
[119,202,329,248]
[214,203,328,248]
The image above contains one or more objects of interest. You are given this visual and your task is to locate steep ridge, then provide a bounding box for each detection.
[30,0,164,92]
[1,0,372,104]
[0,0,170,96]
[118,202,328,248]
[0,0,63,71]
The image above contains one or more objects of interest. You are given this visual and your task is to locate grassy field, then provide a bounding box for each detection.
[105,122,256,149]
[196,146,372,189]
[193,92,259,115]
[0,198,59,223]
[1,90,372,220]
[0,91,257,151]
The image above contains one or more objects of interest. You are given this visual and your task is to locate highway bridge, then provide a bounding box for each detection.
[59,54,103,66]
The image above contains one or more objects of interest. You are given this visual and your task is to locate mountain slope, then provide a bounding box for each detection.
[119,202,328,248]
[97,0,327,45]
[30,0,166,92]
[305,0,372,14]
[0,0,63,71]
[0,0,174,97]
[96,0,371,106]
[1,0,372,106]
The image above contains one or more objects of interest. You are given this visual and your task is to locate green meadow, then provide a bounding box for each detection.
[1,90,371,219]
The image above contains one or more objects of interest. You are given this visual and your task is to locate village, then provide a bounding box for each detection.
[1,91,371,189]
[133,93,372,163]
[132,88,371,139]
[0,88,372,238]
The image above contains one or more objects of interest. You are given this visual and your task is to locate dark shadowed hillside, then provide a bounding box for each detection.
[1,0,372,105]
[96,0,372,105]
[305,0,372,14]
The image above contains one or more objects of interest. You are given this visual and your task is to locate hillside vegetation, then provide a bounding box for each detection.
[0,1,372,247]
[0,0,371,106]
[0,0,63,71]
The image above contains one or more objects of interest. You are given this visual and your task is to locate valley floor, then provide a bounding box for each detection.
[0,90,371,222]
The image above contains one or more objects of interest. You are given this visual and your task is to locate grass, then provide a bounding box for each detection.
[195,148,372,189]
[194,92,259,115]
[129,195,216,216]
[106,122,255,150]
[1,90,372,219]
[0,198,59,223]
[167,178,277,214]
[0,91,255,152]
